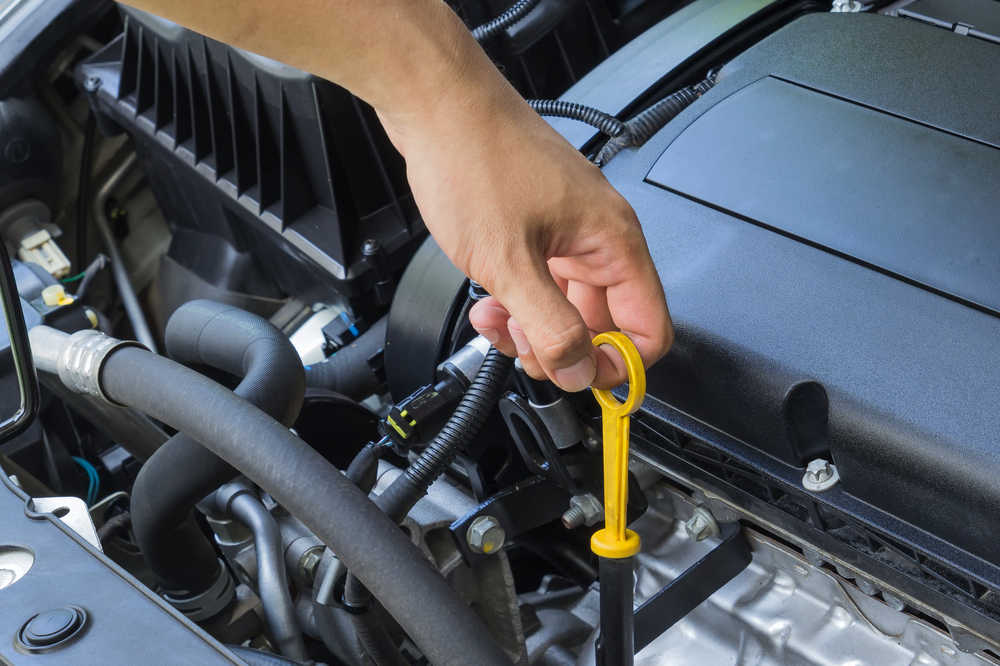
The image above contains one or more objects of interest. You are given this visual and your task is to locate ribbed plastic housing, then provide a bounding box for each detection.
[75,8,423,299]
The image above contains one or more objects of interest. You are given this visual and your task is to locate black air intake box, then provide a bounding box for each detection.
[75,8,422,302]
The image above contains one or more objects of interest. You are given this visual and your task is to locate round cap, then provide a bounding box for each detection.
[22,606,84,647]
[41,284,72,307]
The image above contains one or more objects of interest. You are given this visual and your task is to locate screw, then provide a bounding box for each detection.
[83,76,102,92]
[466,515,505,555]
[685,506,720,542]
[362,238,381,255]
[297,546,325,588]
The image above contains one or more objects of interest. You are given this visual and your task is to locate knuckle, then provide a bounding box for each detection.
[534,321,591,366]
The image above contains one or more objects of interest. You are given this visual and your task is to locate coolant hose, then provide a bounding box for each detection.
[219,483,308,662]
[29,327,513,666]
[304,316,386,400]
[130,300,306,598]
[345,347,513,665]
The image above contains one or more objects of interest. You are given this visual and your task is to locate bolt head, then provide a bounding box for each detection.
[467,515,505,555]
[83,76,101,92]
[684,506,720,542]
[297,546,325,588]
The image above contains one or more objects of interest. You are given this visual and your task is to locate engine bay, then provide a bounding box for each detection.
[1,0,999,664]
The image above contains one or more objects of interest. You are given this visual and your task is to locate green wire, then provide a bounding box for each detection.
[60,271,86,284]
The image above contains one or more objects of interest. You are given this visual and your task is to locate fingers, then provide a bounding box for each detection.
[487,250,598,392]
[469,297,518,357]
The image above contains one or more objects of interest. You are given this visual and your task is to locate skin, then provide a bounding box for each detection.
[122,0,674,390]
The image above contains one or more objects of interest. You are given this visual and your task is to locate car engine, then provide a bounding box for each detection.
[1,0,999,664]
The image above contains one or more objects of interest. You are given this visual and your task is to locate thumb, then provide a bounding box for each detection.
[487,252,597,392]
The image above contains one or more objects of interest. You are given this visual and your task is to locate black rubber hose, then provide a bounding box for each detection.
[594,78,714,167]
[304,316,386,400]
[471,0,542,42]
[130,300,305,595]
[527,100,625,139]
[96,512,131,543]
[346,348,512,665]
[76,112,97,271]
[98,347,512,666]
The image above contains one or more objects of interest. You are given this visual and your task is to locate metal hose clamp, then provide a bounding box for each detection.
[56,330,147,405]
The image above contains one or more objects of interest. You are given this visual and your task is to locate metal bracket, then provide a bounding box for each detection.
[633,521,751,653]
[449,475,571,566]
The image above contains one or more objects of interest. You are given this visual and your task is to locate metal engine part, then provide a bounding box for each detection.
[522,478,992,666]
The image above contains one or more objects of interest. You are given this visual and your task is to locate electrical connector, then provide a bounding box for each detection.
[18,229,71,279]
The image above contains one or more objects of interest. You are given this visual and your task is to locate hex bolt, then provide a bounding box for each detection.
[685,506,721,542]
[297,546,325,588]
[466,515,505,555]
[802,458,840,492]
[561,493,604,529]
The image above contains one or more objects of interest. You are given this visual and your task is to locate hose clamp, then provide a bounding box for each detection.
[159,559,236,622]
[56,330,147,406]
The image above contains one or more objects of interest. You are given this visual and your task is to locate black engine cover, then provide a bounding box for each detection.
[578,9,1000,636]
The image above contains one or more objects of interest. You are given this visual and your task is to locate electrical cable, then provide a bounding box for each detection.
[75,253,110,300]
[594,78,715,167]
[471,0,543,42]
[76,112,97,272]
[527,100,626,138]
[71,455,99,505]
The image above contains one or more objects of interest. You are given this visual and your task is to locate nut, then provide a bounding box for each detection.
[561,493,604,529]
[466,516,505,555]
[802,459,840,492]
[685,506,721,542]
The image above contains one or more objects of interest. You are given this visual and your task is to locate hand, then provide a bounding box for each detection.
[378,56,673,391]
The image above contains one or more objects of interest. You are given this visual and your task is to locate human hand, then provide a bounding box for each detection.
[378,48,673,391]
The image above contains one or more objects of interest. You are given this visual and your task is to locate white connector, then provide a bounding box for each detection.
[17,229,71,279]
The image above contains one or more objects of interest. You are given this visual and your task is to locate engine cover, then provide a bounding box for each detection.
[583,10,1000,639]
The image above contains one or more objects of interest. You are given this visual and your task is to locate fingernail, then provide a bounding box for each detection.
[554,356,597,392]
[477,327,500,344]
[509,327,532,355]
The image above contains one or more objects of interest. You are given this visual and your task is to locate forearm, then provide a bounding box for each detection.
[118,0,506,130]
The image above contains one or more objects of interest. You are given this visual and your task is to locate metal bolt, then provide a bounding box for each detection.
[83,76,102,92]
[297,546,325,588]
[466,515,505,555]
[561,493,604,529]
[685,506,720,542]
[802,459,840,492]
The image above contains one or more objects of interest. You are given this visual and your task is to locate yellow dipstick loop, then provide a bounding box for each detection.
[590,331,646,559]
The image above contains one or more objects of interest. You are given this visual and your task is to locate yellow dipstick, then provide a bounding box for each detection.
[590,331,646,560]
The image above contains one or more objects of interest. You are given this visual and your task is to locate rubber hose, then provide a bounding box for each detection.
[98,347,512,666]
[594,79,713,167]
[344,575,409,666]
[472,0,543,42]
[304,316,386,400]
[130,300,305,595]
[346,348,512,665]
[527,100,626,138]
